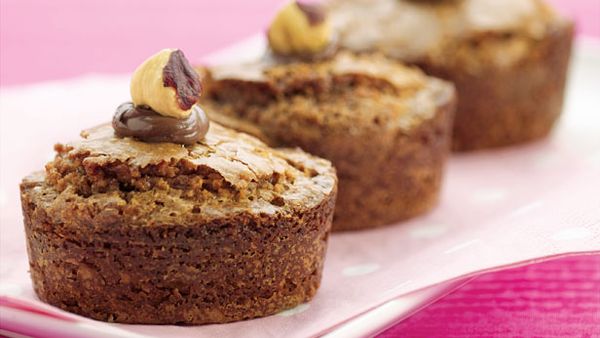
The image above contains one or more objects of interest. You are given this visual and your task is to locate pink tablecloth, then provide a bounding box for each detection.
[1,1,599,337]
[380,255,600,337]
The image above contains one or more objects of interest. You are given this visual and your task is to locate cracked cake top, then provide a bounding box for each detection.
[24,122,336,227]
[200,51,453,135]
[327,0,565,63]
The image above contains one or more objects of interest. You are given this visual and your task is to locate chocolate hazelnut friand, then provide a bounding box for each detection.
[327,0,574,151]
[20,49,338,324]
[199,51,455,231]
[197,2,456,231]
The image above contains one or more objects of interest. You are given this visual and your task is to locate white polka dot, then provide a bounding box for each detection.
[343,263,380,277]
[443,239,480,254]
[277,303,310,317]
[551,227,592,241]
[0,283,23,296]
[470,189,508,205]
[0,188,6,208]
[382,280,413,298]
[0,263,11,275]
[508,201,544,219]
[588,151,600,169]
[410,223,448,239]
[533,152,560,169]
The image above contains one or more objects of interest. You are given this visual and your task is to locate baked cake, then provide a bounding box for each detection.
[20,49,337,324]
[328,0,574,151]
[198,2,456,231]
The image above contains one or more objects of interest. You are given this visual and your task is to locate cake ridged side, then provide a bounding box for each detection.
[21,174,336,324]
[421,22,574,151]
[200,53,456,230]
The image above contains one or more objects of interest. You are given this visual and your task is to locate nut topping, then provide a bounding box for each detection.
[130,49,201,119]
[267,1,333,56]
[114,49,209,144]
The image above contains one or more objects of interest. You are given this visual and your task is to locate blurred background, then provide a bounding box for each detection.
[1,0,599,87]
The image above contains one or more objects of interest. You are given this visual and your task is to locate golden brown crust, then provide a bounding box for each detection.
[199,52,456,230]
[20,123,337,324]
[420,21,574,150]
[328,0,561,62]
[44,123,336,220]
[329,86,455,230]
[22,176,336,324]
[328,0,574,151]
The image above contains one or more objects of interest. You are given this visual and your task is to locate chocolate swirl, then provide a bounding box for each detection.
[112,102,209,145]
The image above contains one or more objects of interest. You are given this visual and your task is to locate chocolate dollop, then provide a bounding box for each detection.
[163,50,202,111]
[112,102,209,145]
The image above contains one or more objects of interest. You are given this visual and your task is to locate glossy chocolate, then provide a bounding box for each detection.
[112,102,209,145]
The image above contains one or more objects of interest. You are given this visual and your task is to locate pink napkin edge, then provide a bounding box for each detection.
[3,251,597,338]
[315,250,600,337]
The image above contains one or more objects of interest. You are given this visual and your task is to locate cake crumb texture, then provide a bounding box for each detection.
[200,52,455,230]
[20,123,337,324]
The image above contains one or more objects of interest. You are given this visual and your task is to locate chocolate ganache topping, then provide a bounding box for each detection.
[113,103,209,145]
[113,49,209,144]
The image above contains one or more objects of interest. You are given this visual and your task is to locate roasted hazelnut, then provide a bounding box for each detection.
[267,1,332,56]
[130,49,201,119]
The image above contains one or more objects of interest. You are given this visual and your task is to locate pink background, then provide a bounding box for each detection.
[1,0,599,87]
[1,0,599,337]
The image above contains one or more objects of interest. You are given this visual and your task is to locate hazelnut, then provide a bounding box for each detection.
[130,49,201,119]
[267,1,332,56]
